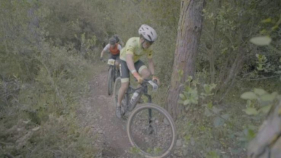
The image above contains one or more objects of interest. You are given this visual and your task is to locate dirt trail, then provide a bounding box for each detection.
[77,69,133,158]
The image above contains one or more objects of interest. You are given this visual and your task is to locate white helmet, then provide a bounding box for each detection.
[138,24,157,42]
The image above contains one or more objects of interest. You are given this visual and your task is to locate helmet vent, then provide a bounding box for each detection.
[147,35,152,41]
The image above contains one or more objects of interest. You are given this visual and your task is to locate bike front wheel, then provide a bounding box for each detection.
[127,104,176,158]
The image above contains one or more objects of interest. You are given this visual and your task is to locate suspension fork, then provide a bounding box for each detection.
[110,65,116,81]
[145,94,153,133]
[112,65,116,80]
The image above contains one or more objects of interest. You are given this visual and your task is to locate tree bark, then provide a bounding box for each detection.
[209,0,221,84]
[166,0,205,120]
[248,101,281,158]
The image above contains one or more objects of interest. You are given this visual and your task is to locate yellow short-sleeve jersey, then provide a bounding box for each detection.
[120,37,153,63]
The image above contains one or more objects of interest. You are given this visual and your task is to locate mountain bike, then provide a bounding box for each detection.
[107,59,119,95]
[113,77,176,158]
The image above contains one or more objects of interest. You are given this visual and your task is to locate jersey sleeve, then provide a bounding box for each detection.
[125,44,134,55]
[118,44,122,50]
[103,44,110,51]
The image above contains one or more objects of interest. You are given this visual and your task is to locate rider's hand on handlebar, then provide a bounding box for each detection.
[152,75,160,86]
[100,57,106,62]
[132,72,143,84]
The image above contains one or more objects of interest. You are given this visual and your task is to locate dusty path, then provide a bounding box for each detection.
[77,68,133,158]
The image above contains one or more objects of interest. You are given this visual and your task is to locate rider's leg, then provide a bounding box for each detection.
[139,66,150,79]
[117,81,129,105]
[118,60,130,106]
[135,61,150,103]
[114,55,120,69]
[136,66,150,104]
[134,60,150,79]
[116,60,129,118]
[115,60,120,72]
[114,56,120,77]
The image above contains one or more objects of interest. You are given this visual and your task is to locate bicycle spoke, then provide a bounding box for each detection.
[128,107,175,157]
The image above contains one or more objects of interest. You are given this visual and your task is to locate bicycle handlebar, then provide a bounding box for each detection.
[142,79,159,91]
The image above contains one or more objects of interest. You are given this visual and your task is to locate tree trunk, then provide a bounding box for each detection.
[248,101,281,158]
[166,0,205,120]
[209,0,221,84]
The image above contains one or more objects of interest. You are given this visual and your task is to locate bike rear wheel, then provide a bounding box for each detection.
[107,67,114,95]
[127,104,176,158]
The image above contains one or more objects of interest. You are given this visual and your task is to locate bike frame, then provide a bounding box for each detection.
[126,82,153,129]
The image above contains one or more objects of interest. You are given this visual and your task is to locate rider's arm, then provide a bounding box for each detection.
[118,44,122,52]
[100,50,105,58]
[101,44,110,58]
[148,54,160,85]
[126,54,136,72]
[126,54,143,83]
[148,58,155,76]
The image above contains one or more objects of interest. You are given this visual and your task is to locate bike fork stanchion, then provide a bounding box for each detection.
[146,95,154,134]
[148,108,153,134]
[111,67,114,81]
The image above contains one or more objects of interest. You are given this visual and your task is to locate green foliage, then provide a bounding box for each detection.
[238,89,280,152]
[39,0,108,45]
[250,36,272,46]
[252,52,281,76]
[241,89,280,116]
[0,0,101,157]
[199,0,281,93]
[246,14,281,79]
[179,76,216,107]
[129,147,143,158]
[235,125,258,145]
[206,151,220,158]
[0,43,98,157]
[146,147,162,156]
[255,54,269,71]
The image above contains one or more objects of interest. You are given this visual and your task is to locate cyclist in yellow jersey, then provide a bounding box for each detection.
[116,24,160,118]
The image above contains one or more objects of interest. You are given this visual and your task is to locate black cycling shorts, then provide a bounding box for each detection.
[119,60,147,83]
[109,54,119,61]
